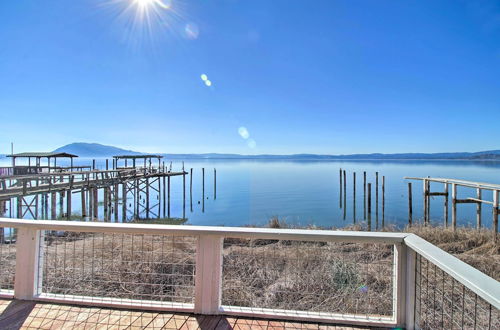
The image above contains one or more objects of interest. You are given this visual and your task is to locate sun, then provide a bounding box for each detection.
[99,0,184,47]
[134,0,171,10]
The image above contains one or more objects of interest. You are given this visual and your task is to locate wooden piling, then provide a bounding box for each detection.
[423,179,427,224]
[44,193,48,219]
[382,176,385,227]
[408,182,413,226]
[134,179,139,219]
[190,168,193,212]
[17,197,22,218]
[122,183,127,222]
[93,187,98,219]
[162,176,166,218]
[106,159,109,171]
[343,170,346,220]
[51,192,56,219]
[202,168,205,213]
[214,168,217,200]
[167,175,171,218]
[363,172,366,219]
[427,179,431,222]
[66,190,71,220]
[59,191,64,216]
[114,184,119,222]
[375,172,379,224]
[339,168,342,208]
[87,189,93,220]
[493,190,498,242]
[183,172,186,219]
[146,178,150,219]
[367,183,372,231]
[476,188,482,229]
[103,187,108,220]
[81,189,86,217]
[451,183,457,231]
[444,183,449,227]
[353,172,356,222]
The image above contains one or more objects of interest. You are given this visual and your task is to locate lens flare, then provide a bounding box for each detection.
[184,22,199,39]
[201,74,208,81]
[205,80,212,87]
[238,127,250,139]
[247,139,257,149]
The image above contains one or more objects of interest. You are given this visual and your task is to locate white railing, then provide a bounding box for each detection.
[0,218,498,329]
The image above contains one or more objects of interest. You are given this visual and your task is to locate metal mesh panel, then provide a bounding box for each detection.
[415,254,499,330]
[0,227,16,292]
[39,231,196,305]
[222,238,395,317]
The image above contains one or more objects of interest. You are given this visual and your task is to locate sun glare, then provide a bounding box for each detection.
[99,0,185,47]
[134,0,171,10]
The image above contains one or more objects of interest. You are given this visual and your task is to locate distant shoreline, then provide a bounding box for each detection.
[2,142,499,161]
[2,154,500,161]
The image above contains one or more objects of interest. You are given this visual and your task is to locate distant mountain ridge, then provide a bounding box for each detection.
[48,142,500,160]
[53,143,142,157]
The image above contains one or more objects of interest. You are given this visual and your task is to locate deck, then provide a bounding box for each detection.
[0,299,376,330]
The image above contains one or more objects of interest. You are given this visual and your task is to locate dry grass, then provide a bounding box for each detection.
[222,238,394,316]
[404,225,499,281]
[0,219,497,320]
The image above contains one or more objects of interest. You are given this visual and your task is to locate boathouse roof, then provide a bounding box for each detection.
[113,154,163,159]
[7,152,78,158]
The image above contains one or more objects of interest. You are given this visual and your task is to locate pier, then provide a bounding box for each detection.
[405,177,500,241]
[0,153,189,225]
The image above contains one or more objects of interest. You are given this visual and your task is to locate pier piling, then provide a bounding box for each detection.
[408,182,412,226]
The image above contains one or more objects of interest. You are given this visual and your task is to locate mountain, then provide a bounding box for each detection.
[53,143,142,157]
[49,143,500,160]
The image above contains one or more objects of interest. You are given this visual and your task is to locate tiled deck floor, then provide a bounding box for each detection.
[0,299,384,330]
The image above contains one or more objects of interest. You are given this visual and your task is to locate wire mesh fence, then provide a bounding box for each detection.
[0,227,16,292]
[38,231,196,305]
[221,238,395,318]
[414,253,499,330]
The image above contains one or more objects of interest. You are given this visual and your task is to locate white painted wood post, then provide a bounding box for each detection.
[195,234,223,314]
[395,243,408,328]
[405,247,416,330]
[14,228,42,300]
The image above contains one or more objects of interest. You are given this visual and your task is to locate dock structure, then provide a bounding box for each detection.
[113,154,163,170]
[3,152,88,175]
[405,177,500,241]
[0,154,188,224]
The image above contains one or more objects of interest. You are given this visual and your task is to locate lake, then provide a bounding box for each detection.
[1,158,499,229]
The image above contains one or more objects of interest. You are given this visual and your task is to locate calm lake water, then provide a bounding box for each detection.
[2,158,499,229]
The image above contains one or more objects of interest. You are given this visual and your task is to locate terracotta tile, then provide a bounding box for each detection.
[143,313,173,329]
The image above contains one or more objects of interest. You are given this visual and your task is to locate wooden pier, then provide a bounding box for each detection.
[405,177,499,241]
[0,154,191,224]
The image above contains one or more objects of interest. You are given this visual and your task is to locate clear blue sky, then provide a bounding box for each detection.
[0,0,498,154]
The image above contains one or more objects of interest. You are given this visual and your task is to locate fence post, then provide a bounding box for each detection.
[14,227,42,300]
[396,242,416,329]
[195,234,223,314]
[405,246,416,329]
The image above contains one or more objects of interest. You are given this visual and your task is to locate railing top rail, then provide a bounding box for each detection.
[0,218,407,243]
[404,177,500,191]
[404,234,500,309]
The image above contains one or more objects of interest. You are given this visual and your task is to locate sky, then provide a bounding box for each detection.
[0,0,499,155]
